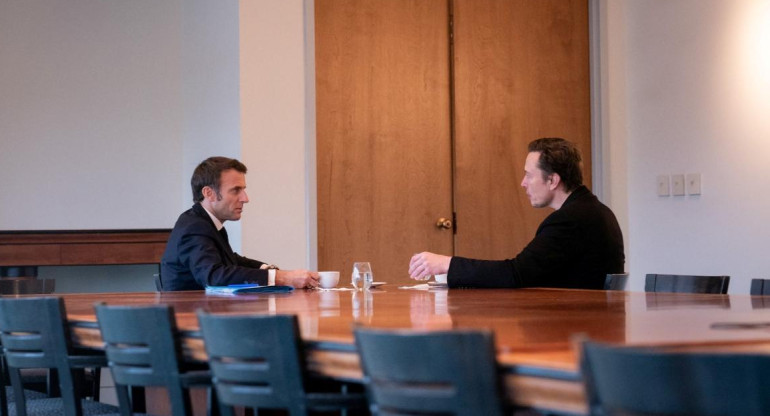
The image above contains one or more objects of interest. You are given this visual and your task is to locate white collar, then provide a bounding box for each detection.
[201,205,224,231]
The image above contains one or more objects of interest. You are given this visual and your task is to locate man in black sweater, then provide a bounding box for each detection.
[409,138,624,289]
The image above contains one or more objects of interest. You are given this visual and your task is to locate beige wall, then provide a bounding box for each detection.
[600,0,770,293]
[239,0,317,270]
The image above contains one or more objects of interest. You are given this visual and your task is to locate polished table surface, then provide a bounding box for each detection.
[55,287,770,414]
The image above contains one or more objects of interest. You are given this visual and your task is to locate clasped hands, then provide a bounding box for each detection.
[408,252,451,281]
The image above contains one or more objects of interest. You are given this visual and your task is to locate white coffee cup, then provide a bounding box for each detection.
[434,273,448,284]
[318,271,340,289]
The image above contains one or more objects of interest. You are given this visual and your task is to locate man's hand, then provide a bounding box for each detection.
[276,269,319,289]
[409,252,451,280]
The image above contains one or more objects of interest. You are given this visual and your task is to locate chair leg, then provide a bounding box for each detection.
[115,385,133,416]
[8,368,28,416]
[168,384,193,416]
[89,368,101,401]
[47,368,61,397]
[61,369,84,416]
[130,385,146,413]
[207,386,220,416]
[0,386,6,416]
[0,356,8,416]
[218,402,235,416]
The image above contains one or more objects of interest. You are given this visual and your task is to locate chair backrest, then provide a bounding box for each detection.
[580,340,770,416]
[644,274,729,294]
[96,304,211,416]
[750,278,770,295]
[0,297,87,416]
[354,327,505,416]
[153,272,163,292]
[197,312,308,412]
[604,273,628,291]
[94,304,186,387]
[0,297,72,371]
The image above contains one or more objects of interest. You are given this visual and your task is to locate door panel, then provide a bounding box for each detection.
[452,0,591,260]
[315,0,453,285]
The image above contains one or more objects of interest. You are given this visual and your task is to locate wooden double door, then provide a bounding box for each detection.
[316,0,591,286]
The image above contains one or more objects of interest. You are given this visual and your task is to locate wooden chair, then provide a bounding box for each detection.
[603,273,628,291]
[750,278,770,295]
[196,311,367,416]
[644,274,729,294]
[94,303,213,416]
[0,297,117,416]
[580,340,770,416]
[354,327,506,416]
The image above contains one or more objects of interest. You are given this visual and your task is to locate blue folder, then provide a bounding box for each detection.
[205,284,294,295]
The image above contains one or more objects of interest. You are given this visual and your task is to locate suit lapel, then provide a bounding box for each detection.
[219,227,235,255]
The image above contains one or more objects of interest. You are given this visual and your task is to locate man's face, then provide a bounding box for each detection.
[520,152,555,208]
[206,169,249,222]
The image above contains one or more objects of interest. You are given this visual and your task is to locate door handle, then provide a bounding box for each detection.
[436,218,453,230]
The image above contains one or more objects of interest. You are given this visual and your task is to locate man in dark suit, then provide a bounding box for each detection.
[160,157,318,291]
[408,138,624,289]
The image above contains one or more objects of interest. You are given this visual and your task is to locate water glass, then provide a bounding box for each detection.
[352,262,373,291]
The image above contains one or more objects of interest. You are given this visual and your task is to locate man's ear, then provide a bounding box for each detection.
[548,173,562,191]
[201,186,216,201]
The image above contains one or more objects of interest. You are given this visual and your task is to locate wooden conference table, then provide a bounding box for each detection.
[57,287,770,415]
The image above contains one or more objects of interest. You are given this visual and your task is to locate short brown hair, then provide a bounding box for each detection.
[191,157,247,203]
[527,138,583,192]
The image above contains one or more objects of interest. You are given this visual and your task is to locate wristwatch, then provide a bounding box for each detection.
[266,264,279,270]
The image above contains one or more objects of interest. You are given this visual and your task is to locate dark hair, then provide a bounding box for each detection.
[527,138,583,192]
[191,156,248,203]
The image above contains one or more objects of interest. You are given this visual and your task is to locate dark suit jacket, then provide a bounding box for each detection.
[160,203,268,291]
[448,186,624,289]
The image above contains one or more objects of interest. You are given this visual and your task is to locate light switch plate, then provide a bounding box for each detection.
[657,175,670,196]
[671,174,685,196]
[687,173,701,195]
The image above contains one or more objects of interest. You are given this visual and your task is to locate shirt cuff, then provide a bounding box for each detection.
[268,269,276,286]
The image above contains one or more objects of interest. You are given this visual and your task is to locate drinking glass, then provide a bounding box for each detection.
[352,262,373,291]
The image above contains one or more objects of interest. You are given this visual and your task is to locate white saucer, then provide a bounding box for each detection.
[349,282,387,289]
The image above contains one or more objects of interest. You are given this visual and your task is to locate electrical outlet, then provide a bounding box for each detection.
[657,175,670,196]
[687,173,701,195]
[671,174,685,196]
